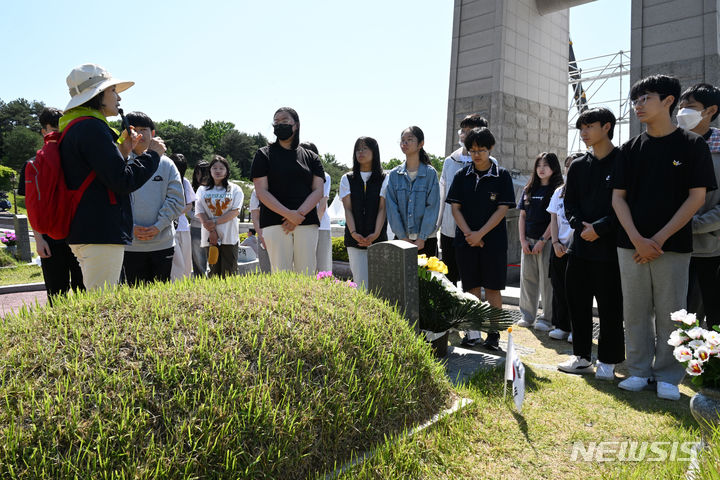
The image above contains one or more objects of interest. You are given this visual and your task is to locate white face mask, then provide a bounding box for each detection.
[677,107,704,131]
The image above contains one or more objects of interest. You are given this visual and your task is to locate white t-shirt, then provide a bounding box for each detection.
[176,178,197,232]
[319,172,332,231]
[195,183,244,247]
[546,186,572,246]
[339,171,388,199]
[249,188,260,211]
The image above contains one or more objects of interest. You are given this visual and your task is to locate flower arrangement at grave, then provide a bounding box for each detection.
[0,230,16,247]
[316,271,357,289]
[417,254,512,334]
[668,309,720,388]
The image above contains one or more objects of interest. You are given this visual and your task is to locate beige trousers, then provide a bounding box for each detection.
[69,244,125,291]
[263,224,318,275]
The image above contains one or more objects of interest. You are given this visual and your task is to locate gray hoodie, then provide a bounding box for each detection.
[125,154,185,252]
[692,128,720,258]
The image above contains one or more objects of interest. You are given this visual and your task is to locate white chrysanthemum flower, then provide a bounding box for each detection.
[688,339,705,349]
[695,346,711,363]
[703,330,720,346]
[667,329,689,347]
[673,346,693,362]
[671,309,688,322]
[687,327,706,340]
[687,359,704,376]
[682,313,697,326]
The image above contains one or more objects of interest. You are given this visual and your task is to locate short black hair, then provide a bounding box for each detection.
[630,74,681,114]
[460,114,488,129]
[169,153,187,178]
[248,228,256,235]
[463,127,495,150]
[680,83,720,121]
[125,111,155,130]
[299,141,318,155]
[575,107,617,140]
[38,107,62,129]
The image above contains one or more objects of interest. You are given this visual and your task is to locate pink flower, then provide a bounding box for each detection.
[667,329,689,347]
[687,359,704,376]
[316,271,333,280]
[695,346,711,363]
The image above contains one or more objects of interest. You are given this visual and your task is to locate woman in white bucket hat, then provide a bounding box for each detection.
[58,63,166,290]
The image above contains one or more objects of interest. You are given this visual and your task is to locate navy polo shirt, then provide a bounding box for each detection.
[445,161,516,249]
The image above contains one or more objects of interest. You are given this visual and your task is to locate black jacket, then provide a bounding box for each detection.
[60,117,159,245]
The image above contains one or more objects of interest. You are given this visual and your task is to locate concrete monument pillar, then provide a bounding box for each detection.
[446,0,572,172]
[630,0,720,135]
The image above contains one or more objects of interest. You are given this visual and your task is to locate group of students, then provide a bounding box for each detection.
[23,64,720,401]
[513,76,719,401]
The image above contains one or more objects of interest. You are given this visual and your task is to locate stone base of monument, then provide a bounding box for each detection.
[424,330,450,358]
[236,259,260,275]
[443,345,505,386]
[331,260,352,280]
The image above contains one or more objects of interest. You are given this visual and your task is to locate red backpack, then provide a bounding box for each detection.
[25,117,115,240]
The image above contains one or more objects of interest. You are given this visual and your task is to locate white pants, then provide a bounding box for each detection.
[263,224,318,275]
[519,237,553,324]
[347,246,368,290]
[316,229,332,273]
[170,230,192,281]
[70,244,125,291]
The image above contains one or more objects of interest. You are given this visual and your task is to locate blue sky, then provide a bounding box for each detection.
[1,0,629,166]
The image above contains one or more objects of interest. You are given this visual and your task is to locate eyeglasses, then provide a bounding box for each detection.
[468,149,488,156]
[631,93,661,107]
[356,147,370,153]
[399,138,417,146]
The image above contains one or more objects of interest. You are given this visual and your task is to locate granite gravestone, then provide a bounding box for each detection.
[368,240,419,332]
[13,215,31,262]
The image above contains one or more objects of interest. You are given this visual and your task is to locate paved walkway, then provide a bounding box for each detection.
[0,290,47,317]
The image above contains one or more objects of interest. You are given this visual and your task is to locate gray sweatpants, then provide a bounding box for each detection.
[519,237,554,324]
[617,248,689,385]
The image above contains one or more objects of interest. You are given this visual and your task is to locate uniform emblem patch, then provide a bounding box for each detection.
[489,192,497,201]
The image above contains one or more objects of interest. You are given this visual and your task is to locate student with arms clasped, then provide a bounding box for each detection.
[558,108,625,380]
[612,75,717,400]
[446,127,515,351]
[676,83,720,330]
[251,107,325,274]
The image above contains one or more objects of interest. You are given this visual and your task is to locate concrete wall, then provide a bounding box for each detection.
[630,0,720,135]
[446,0,569,173]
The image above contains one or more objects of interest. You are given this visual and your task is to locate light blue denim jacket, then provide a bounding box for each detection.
[385,161,440,240]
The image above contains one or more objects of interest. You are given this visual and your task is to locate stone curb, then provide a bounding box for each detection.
[0,282,46,294]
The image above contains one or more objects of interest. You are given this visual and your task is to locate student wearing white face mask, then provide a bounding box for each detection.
[677,83,720,330]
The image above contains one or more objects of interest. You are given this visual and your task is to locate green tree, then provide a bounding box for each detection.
[2,127,42,171]
[320,153,349,200]
[217,130,258,179]
[382,155,443,179]
[0,98,45,161]
[0,165,16,192]
[155,120,209,167]
[200,120,235,152]
[382,158,402,170]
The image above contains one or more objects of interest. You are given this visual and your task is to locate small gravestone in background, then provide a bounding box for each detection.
[13,215,31,262]
[368,240,419,333]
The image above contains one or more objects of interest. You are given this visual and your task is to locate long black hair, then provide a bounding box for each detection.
[209,155,231,191]
[169,153,188,201]
[352,136,383,182]
[192,160,210,191]
[272,107,300,149]
[523,152,563,208]
[402,126,430,165]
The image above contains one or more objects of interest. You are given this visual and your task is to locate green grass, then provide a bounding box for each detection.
[0,263,42,285]
[0,273,453,479]
[330,324,720,479]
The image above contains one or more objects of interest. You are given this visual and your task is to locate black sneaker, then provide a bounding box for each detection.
[482,331,501,351]
[461,337,480,347]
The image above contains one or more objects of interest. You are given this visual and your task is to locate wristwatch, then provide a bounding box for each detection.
[539,236,546,242]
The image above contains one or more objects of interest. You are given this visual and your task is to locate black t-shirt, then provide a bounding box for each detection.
[613,128,717,253]
[445,162,515,249]
[518,184,551,239]
[565,149,621,261]
[250,144,326,228]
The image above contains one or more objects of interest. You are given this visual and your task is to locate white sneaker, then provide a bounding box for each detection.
[595,361,615,380]
[618,376,650,392]
[534,320,553,332]
[516,319,534,328]
[558,356,594,374]
[548,328,570,340]
[657,382,680,401]
[567,332,573,343]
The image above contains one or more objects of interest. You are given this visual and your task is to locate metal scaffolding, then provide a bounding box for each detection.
[567,44,631,154]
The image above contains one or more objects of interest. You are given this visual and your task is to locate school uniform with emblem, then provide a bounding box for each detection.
[445,159,515,291]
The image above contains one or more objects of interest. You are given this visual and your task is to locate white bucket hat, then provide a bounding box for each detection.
[64,63,134,112]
